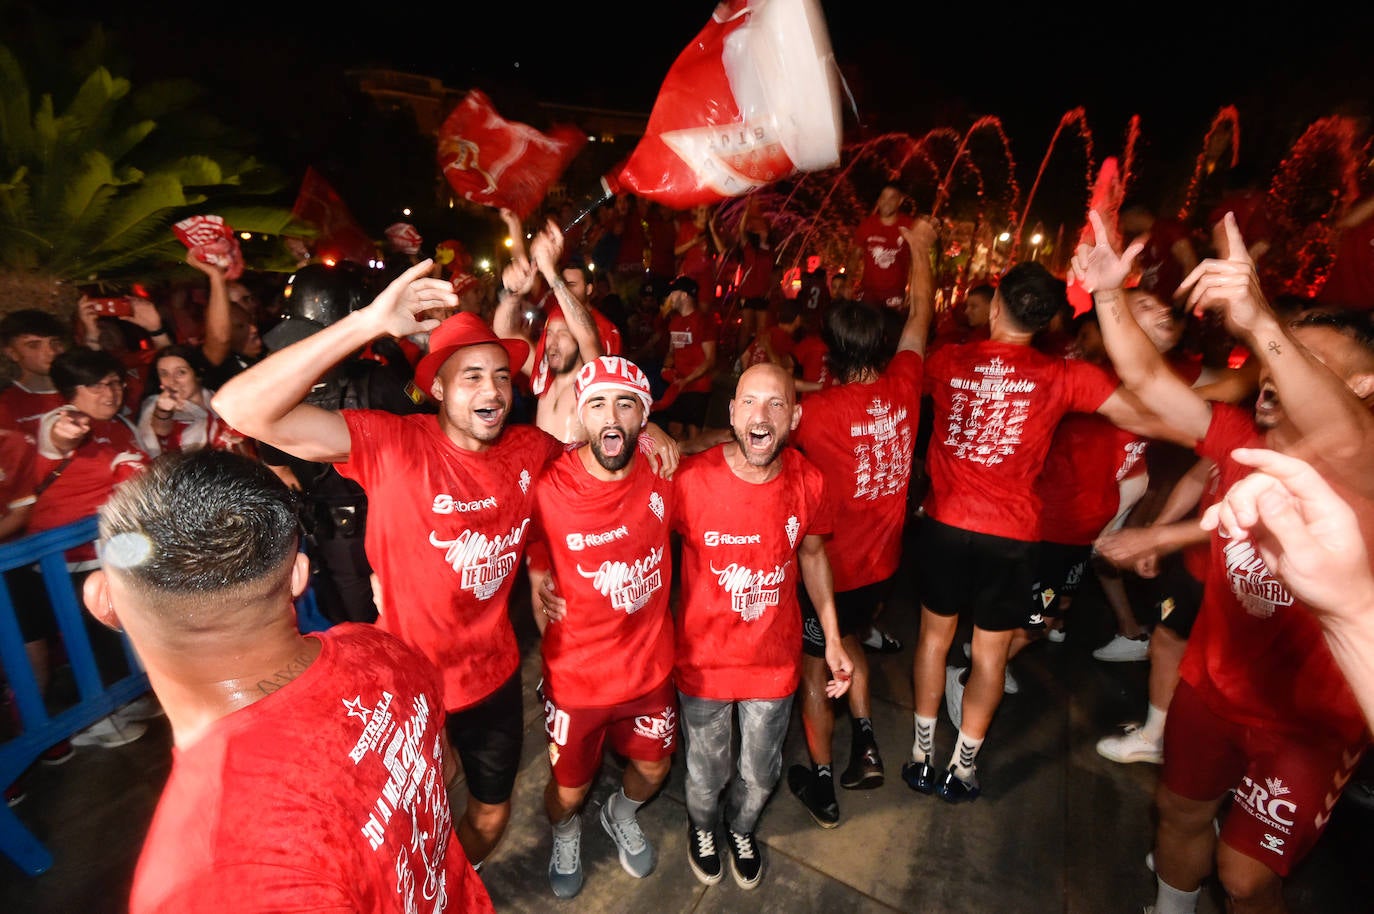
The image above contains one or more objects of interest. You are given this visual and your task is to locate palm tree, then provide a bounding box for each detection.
[0,26,308,319]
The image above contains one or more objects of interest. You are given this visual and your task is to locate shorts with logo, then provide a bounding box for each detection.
[1162,680,1366,876]
[1139,552,1204,638]
[799,577,893,657]
[543,674,678,788]
[918,517,1038,632]
[444,670,524,806]
[1034,541,1093,620]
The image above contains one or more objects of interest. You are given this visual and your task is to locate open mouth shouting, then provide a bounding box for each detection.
[472,398,507,429]
[1253,381,1281,428]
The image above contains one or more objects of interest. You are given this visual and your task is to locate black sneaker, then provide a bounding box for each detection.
[686,824,722,886]
[840,743,885,789]
[936,765,981,804]
[787,764,839,828]
[726,829,763,889]
[900,758,937,795]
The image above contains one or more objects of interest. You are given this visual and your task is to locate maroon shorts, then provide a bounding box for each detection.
[543,676,678,788]
[1161,680,1366,876]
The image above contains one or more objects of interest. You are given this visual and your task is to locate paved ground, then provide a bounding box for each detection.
[3,522,1373,913]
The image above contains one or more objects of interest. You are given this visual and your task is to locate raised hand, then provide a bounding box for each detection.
[899,215,938,251]
[1177,212,1269,336]
[530,219,565,279]
[1070,210,1144,293]
[368,259,453,338]
[51,406,92,452]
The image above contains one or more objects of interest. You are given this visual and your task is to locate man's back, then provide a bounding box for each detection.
[131,624,492,914]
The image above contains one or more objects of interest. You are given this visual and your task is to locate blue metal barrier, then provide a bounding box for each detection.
[0,516,149,876]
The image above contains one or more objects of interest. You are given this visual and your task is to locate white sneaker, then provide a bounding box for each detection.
[70,714,147,748]
[944,666,965,731]
[1092,633,1150,662]
[1046,627,1067,643]
[115,694,164,723]
[1096,724,1163,765]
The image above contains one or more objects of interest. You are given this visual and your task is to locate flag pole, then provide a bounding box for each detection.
[561,177,615,233]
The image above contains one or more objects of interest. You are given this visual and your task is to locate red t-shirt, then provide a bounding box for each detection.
[1183,403,1368,748]
[854,213,915,308]
[666,310,717,394]
[923,341,1118,541]
[737,245,773,300]
[647,211,678,278]
[130,625,493,914]
[531,448,675,708]
[671,446,831,700]
[616,209,647,270]
[677,220,717,304]
[791,334,832,394]
[1318,205,1374,310]
[31,412,148,563]
[792,348,922,591]
[741,326,795,369]
[0,382,62,445]
[1037,411,1147,546]
[337,412,561,712]
[0,428,36,523]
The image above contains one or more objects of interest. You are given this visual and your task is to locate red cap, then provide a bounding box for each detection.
[451,272,479,296]
[414,313,529,400]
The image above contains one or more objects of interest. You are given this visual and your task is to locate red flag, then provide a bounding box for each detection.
[290,167,377,267]
[608,0,842,209]
[437,90,587,220]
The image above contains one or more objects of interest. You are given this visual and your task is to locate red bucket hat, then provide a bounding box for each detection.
[414,313,529,400]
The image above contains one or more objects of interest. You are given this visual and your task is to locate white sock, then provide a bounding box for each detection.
[1141,704,1167,743]
[552,813,581,838]
[1153,875,1200,914]
[912,714,936,762]
[950,730,983,778]
[607,787,644,823]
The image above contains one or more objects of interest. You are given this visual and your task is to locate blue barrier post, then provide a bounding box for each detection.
[0,516,149,877]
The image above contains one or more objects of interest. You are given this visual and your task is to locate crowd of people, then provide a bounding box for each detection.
[1,167,1374,914]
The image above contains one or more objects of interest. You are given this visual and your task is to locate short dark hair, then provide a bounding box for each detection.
[50,348,123,400]
[995,263,1066,334]
[1290,309,1374,357]
[98,451,301,600]
[1,309,67,345]
[823,301,888,380]
[965,284,995,303]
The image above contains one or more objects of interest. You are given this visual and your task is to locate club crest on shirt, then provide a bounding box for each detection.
[519,468,532,494]
[785,515,800,548]
[649,491,665,521]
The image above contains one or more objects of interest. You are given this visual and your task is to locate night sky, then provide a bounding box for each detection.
[15,1,1374,217]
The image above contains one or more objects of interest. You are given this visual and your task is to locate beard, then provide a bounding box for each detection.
[589,424,638,472]
[731,425,787,468]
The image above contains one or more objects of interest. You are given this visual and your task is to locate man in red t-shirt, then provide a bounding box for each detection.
[83,452,492,914]
[1119,200,1199,304]
[1074,210,1374,914]
[909,259,1176,805]
[0,310,68,445]
[853,183,916,311]
[672,363,852,888]
[526,356,676,899]
[214,263,555,871]
[658,276,719,440]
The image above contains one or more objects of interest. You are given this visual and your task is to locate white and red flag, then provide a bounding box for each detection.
[437,90,587,220]
[607,0,843,209]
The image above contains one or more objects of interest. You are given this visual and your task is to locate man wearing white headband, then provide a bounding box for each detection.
[527,355,675,900]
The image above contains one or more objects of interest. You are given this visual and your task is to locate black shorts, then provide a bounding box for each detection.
[655,390,710,429]
[917,518,1038,632]
[742,296,769,312]
[1141,552,1204,638]
[444,670,523,806]
[800,577,892,657]
[1034,541,1093,619]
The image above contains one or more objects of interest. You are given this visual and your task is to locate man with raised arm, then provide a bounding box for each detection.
[86,451,492,914]
[212,261,560,870]
[1072,211,1374,914]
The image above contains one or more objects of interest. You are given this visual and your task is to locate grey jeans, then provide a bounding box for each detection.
[678,691,794,834]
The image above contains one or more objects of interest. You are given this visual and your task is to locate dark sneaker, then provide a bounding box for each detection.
[900,758,937,795]
[840,743,884,789]
[687,824,722,886]
[787,764,839,828]
[726,829,763,890]
[936,765,981,804]
[861,628,902,654]
[40,739,75,766]
[548,820,584,898]
[599,802,656,878]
